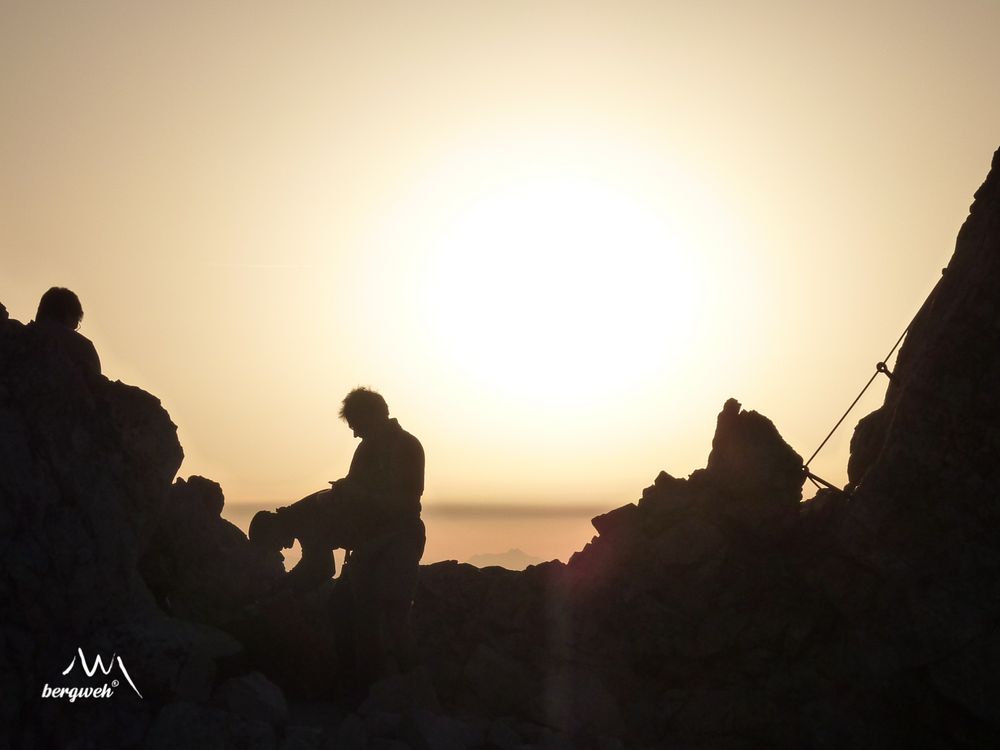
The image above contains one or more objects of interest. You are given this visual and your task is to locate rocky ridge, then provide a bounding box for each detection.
[2,147,1000,749]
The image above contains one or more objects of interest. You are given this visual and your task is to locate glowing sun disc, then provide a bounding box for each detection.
[419,176,702,404]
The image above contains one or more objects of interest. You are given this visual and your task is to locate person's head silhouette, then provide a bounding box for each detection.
[36,287,85,330]
[339,387,390,439]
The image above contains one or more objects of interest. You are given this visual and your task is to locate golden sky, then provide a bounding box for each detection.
[3,1,999,514]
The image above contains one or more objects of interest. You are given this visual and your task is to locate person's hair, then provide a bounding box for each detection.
[36,287,84,330]
[339,387,389,423]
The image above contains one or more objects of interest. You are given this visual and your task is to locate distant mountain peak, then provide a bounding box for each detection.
[466,548,544,570]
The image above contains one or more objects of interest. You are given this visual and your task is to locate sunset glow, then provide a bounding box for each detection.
[3,1,998,562]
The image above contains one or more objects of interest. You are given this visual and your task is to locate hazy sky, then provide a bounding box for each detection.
[3,1,999,513]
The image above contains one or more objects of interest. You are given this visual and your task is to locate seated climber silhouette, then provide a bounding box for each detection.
[249,387,426,696]
[29,287,101,376]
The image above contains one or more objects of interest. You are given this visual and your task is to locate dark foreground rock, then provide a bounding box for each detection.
[3,147,1000,749]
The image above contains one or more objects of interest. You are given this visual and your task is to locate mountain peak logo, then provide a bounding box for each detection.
[41,648,143,702]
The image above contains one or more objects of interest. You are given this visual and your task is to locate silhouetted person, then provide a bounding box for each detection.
[247,388,424,698]
[30,287,101,376]
[334,387,426,691]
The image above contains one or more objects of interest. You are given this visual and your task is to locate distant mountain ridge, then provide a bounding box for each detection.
[466,549,543,570]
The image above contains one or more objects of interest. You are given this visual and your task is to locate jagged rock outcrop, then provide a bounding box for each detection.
[411,148,1000,747]
[3,147,1000,749]
[833,146,1000,741]
[849,147,1000,497]
[411,398,821,746]
[140,475,283,626]
[0,319,287,748]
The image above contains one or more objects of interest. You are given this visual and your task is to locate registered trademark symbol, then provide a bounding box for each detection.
[112,680,119,687]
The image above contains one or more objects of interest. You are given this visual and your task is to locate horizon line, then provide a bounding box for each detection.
[226,499,612,517]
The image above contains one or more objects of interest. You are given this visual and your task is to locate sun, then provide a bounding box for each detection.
[417,174,703,405]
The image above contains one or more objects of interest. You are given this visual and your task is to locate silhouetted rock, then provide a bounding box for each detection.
[409,147,1000,747]
[831,146,1000,739]
[703,397,804,528]
[412,392,820,745]
[212,671,289,726]
[590,503,638,540]
[141,475,283,625]
[143,701,276,750]
[0,317,287,749]
[360,668,441,715]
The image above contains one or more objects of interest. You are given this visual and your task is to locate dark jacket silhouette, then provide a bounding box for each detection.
[342,417,424,537]
[29,287,101,377]
[28,320,102,377]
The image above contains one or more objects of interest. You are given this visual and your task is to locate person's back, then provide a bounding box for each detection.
[29,287,101,377]
[344,417,424,539]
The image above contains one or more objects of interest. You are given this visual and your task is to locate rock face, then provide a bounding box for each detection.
[0,321,286,748]
[2,147,1000,749]
[835,146,1000,741]
[140,475,283,626]
[412,398,814,745]
[0,316,181,747]
[413,148,1000,747]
